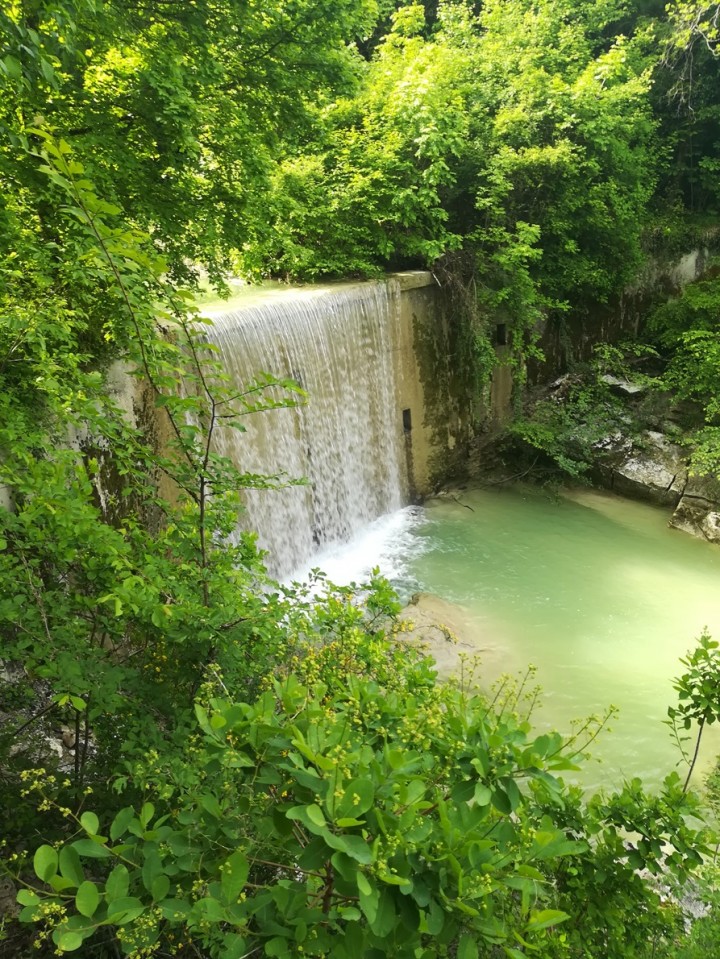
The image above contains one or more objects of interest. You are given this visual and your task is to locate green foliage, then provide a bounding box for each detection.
[507,343,659,479]
[8,636,711,959]
[238,11,467,280]
[654,746,720,959]
[648,267,720,476]
[0,0,379,283]
[539,773,706,959]
[2,5,720,959]
[239,0,659,375]
[668,1,720,50]
[0,133,307,842]
[657,888,720,959]
[667,631,720,791]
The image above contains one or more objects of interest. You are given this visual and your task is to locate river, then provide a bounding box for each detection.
[296,485,720,792]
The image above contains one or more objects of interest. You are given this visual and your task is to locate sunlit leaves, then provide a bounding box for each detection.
[16,656,710,958]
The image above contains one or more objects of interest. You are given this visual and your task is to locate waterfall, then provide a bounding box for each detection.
[205,281,407,579]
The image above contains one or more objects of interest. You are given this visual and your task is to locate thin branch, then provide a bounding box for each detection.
[683,718,705,794]
[63,168,195,475]
[10,701,57,739]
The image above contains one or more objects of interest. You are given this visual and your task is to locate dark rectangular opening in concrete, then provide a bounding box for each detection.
[402,408,412,433]
[495,323,508,346]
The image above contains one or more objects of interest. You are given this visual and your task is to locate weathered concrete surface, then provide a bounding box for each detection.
[389,272,474,497]
[531,248,713,382]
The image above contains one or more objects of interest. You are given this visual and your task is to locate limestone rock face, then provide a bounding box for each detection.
[670,474,720,543]
[595,431,687,507]
[701,512,720,542]
[592,428,720,544]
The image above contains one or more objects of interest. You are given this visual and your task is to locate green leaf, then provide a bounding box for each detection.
[199,793,223,818]
[377,872,411,887]
[159,898,192,920]
[305,804,326,828]
[266,938,290,958]
[139,802,155,828]
[39,58,55,84]
[59,846,84,887]
[71,839,111,859]
[339,906,361,920]
[49,875,76,893]
[2,55,22,80]
[526,909,569,932]
[19,904,42,923]
[76,881,100,918]
[336,779,375,819]
[368,889,396,937]
[451,779,476,803]
[529,831,586,861]
[221,850,249,903]
[286,804,327,835]
[80,812,99,836]
[323,831,372,864]
[457,934,478,959]
[358,875,379,924]
[151,875,170,902]
[491,787,512,815]
[33,845,58,882]
[142,851,163,893]
[474,784,492,806]
[105,864,130,902]
[192,897,225,922]
[110,807,135,841]
[356,873,372,896]
[330,851,356,881]
[17,890,40,907]
[221,933,248,959]
[426,899,444,935]
[54,931,84,952]
[106,897,146,924]
[501,778,521,812]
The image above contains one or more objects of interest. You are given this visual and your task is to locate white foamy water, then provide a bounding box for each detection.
[286,506,427,593]
[204,282,407,579]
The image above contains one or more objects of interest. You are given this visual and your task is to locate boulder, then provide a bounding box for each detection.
[600,374,647,396]
[591,429,720,545]
[595,430,688,507]
[670,474,720,543]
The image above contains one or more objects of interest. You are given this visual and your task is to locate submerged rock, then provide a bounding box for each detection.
[396,592,505,678]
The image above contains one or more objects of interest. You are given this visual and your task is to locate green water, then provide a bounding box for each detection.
[404,486,720,791]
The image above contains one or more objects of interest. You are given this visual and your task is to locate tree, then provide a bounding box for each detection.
[239,0,658,346]
[1,0,380,283]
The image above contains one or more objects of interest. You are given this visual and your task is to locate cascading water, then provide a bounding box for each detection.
[205,281,407,579]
